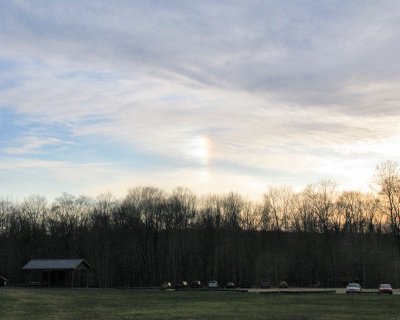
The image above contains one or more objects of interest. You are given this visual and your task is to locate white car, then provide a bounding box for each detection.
[346,283,361,294]
[208,280,219,288]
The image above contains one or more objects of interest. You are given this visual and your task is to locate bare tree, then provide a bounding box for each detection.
[263,186,295,231]
[0,198,13,235]
[293,192,317,232]
[374,161,400,249]
[303,181,337,285]
[336,191,366,233]
[304,181,336,233]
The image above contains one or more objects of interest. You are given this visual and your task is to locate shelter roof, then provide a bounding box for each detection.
[22,259,91,270]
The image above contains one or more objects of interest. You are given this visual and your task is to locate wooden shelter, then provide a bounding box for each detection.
[22,259,91,288]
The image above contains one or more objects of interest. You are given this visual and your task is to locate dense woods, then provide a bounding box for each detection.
[2,161,400,288]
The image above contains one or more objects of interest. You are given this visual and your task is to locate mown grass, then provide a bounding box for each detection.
[0,288,398,320]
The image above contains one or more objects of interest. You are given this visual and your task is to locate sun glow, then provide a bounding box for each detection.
[191,135,211,166]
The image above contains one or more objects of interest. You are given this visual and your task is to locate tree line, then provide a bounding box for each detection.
[1,161,400,288]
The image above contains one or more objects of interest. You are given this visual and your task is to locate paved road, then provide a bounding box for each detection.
[246,287,398,294]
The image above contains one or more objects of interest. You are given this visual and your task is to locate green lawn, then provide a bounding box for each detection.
[0,289,398,320]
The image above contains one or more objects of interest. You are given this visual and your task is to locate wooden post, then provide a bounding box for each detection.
[86,269,89,288]
[71,270,75,289]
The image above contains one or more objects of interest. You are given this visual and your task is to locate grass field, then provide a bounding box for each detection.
[0,288,399,320]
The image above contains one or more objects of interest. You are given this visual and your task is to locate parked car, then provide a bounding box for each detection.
[309,281,323,288]
[279,281,288,288]
[259,279,271,289]
[160,282,172,290]
[240,280,251,288]
[225,281,235,289]
[208,280,219,288]
[175,281,189,289]
[346,282,361,294]
[378,283,393,294]
[190,280,202,288]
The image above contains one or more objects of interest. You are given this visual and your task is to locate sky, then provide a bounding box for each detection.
[1,0,400,201]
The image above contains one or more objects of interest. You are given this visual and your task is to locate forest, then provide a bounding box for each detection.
[1,161,400,288]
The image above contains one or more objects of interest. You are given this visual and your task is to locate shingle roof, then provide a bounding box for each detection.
[22,259,91,270]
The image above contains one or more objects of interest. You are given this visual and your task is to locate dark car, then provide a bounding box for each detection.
[175,281,189,289]
[225,281,235,289]
[378,283,393,294]
[279,281,288,288]
[240,280,251,288]
[208,280,219,288]
[310,281,323,288]
[259,279,271,289]
[160,282,172,290]
[191,280,202,288]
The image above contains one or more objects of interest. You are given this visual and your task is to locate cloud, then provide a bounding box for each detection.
[4,136,63,155]
[1,1,400,198]
[2,1,400,107]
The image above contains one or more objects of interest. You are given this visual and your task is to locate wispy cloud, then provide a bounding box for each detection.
[4,136,62,155]
[1,1,400,198]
